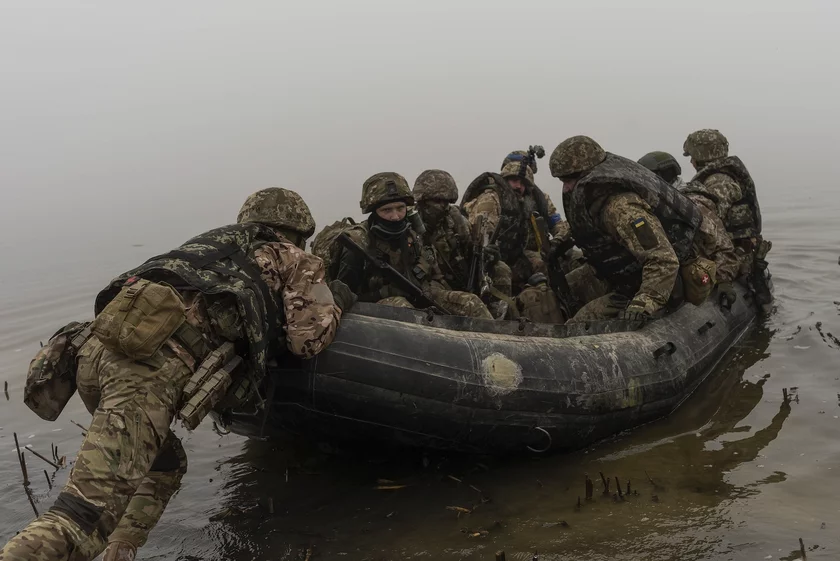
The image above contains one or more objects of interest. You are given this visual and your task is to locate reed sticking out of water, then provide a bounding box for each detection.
[576,496,581,510]
[799,538,806,559]
[599,472,610,495]
[44,470,52,490]
[626,480,632,495]
[4,380,8,400]
[615,477,623,499]
[70,420,88,436]
[26,446,60,470]
[24,486,39,517]
[495,552,506,561]
[783,388,789,402]
[13,432,30,486]
[585,475,594,500]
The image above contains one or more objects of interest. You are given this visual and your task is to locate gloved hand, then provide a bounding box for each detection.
[548,237,575,262]
[483,244,501,267]
[619,299,649,322]
[717,282,736,310]
[328,279,357,313]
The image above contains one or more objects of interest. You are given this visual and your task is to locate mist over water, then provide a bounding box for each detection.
[2,1,839,559]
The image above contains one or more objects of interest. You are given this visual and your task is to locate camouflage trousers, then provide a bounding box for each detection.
[0,338,191,561]
[509,251,547,294]
[378,287,493,320]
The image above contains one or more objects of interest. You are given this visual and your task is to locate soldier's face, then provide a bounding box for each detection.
[690,156,700,171]
[376,201,407,222]
[418,200,448,224]
[507,177,526,195]
[562,178,579,193]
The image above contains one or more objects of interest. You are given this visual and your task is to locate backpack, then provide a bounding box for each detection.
[311,217,359,281]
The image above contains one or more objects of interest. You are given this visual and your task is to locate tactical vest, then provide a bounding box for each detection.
[460,172,550,265]
[566,153,701,292]
[427,206,472,290]
[349,220,435,298]
[685,156,761,239]
[94,223,284,382]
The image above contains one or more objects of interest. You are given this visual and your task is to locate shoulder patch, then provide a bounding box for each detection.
[631,217,659,250]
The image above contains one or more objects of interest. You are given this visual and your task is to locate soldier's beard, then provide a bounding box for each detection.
[370,214,409,240]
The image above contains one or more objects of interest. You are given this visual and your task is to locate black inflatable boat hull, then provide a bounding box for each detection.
[223,286,757,454]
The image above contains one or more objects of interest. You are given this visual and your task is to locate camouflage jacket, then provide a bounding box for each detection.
[425,205,473,290]
[335,219,444,302]
[565,154,701,314]
[95,223,341,380]
[685,156,761,239]
[461,173,567,265]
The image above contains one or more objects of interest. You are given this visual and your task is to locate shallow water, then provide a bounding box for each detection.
[1,190,838,561]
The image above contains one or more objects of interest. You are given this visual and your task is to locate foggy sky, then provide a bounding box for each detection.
[1,0,838,261]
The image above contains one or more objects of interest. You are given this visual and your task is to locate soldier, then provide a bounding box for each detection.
[1,188,351,561]
[549,136,705,321]
[412,169,513,300]
[681,129,772,308]
[637,151,687,190]
[461,149,571,293]
[639,150,741,305]
[335,172,493,319]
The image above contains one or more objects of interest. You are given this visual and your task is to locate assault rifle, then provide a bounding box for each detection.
[529,212,578,318]
[337,232,452,315]
[466,214,493,296]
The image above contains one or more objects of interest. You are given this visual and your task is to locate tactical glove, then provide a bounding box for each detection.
[548,237,575,262]
[619,299,649,322]
[717,282,736,310]
[483,244,501,267]
[329,280,357,313]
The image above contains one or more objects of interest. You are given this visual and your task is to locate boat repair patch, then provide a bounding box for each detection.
[631,217,659,250]
[480,353,523,396]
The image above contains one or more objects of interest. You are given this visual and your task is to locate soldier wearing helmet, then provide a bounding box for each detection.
[681,129,771,308]
[638,151,687,190]
[3,188,349,561]
[334,172,492,319]
[550,136,706,321]
[412,170,513,309]
[638,150,742,308]
[461,147,573,295]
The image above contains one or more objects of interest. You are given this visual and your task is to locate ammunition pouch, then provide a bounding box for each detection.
[177,342,244,430]
[24,321,94,421]
[680,257,717,305]
[92,278,186,360]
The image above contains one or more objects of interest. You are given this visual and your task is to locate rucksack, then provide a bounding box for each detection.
[311,217,359,281]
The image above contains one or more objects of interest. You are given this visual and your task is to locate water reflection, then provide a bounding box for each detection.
[195,325,791,561]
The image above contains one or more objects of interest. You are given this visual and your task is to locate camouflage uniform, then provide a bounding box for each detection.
[413,169,512,297]
[639,151,739,283]
[682,129,765,276]
[461,152,569,293]
[0,189,341,561]
[550,137,702,321]
[336,172,492,320]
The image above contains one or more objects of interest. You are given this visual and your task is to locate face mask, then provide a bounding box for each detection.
[370,213,409,239]
[419,202,448,226]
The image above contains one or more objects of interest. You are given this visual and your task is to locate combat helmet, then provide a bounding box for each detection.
[500,147,544,186]
[638,151,682,183]
[413,169,458,203]
[237,187,316,238]
[683,129,729,163]
[549,136,607,179]
[360,172,414,213]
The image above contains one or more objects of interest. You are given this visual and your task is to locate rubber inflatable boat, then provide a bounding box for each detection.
[221,285,758,454]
